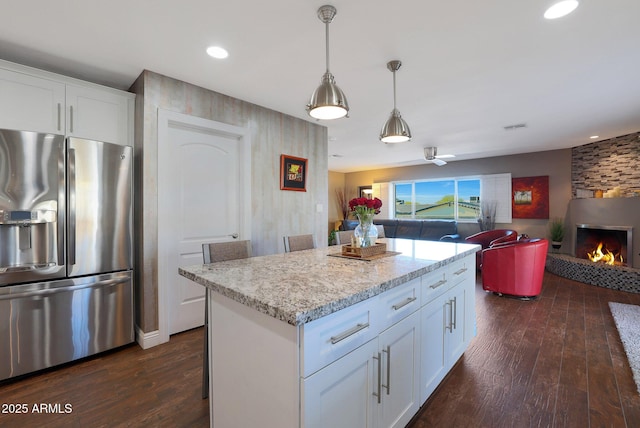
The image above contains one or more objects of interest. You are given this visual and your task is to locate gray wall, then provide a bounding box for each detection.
[335,148,572,241]
[130,70,327,333]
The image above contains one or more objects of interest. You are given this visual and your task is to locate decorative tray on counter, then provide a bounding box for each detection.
[341,242,387,258]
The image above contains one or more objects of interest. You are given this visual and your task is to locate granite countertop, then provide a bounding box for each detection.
[179,238,480,326]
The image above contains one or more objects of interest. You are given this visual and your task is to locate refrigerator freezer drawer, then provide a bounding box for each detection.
[0,271,133,381]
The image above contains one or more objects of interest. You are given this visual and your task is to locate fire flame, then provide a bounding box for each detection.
[587,242,623,266]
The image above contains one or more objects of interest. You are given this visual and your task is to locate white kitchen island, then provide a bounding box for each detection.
[179,238,480,428]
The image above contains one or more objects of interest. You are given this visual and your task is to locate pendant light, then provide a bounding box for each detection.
[306,5,349,120]
[380,60,411,143]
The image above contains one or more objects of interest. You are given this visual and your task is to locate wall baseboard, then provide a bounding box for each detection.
[135,325,164,349]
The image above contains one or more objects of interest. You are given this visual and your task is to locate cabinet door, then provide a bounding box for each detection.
[464,278,477,345]
[444,284,467,364]
[378,310,420,428]
[420,294,447,403]
[303,339,378,428]
[66,84,129,145]
[0,68,65,134]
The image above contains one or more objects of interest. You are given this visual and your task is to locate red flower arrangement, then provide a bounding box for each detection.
[349,197,382,217]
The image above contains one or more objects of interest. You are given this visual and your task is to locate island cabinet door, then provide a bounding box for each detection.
[302,339,378,428]
[419,279,473,403]
[445,281,468,364]
[377,310,420,428]
[420,292,448,403]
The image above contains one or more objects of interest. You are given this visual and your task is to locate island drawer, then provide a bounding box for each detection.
[448,255,474,286]
[377,277,421,331]
[421,267,449,305]
[300,297,378,378]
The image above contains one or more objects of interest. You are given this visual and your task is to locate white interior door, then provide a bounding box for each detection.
[158,111,251,338]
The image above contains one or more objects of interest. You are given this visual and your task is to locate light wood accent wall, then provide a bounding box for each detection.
[130,70,327,333]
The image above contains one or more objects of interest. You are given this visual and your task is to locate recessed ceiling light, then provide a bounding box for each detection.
[590,135,599,139]
[206,46,229,59]
[544,1,579,19]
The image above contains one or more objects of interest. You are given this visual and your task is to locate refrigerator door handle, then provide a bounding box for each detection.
[0,276,130,301]
[58,142,65,267]
[68,147,76,266]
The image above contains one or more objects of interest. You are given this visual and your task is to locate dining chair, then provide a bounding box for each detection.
[335,230,355,245]
[201,239,251,399]
[284,234,316,252]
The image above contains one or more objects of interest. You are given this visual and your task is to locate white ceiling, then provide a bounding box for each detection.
[1,1,639,173]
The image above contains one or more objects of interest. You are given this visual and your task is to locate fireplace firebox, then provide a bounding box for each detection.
[575,224,632,266]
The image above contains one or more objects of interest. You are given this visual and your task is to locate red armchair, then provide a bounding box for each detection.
[465,229,518,267]
[481,238,549,298]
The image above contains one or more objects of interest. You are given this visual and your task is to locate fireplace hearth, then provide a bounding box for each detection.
[546,254,640,294]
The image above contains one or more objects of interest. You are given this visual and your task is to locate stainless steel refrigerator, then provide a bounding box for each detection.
[0,129,133,381]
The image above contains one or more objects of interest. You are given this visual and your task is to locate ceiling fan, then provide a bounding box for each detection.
[424,147,455,166]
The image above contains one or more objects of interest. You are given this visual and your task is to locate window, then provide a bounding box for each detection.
[393,178,481,221]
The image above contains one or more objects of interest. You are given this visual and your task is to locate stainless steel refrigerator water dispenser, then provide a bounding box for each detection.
[0,210,59,272]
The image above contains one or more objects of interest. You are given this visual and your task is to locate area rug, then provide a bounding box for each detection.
[609,302,640,394]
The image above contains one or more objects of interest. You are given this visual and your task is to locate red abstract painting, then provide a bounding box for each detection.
[512,176,549,219]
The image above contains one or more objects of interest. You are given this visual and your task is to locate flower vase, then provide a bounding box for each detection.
[354,212,378,247]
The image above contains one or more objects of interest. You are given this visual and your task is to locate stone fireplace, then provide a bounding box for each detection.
[546,132,640,293]
[545,198,640,294]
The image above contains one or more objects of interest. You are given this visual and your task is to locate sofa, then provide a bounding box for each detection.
[341,218,460,242]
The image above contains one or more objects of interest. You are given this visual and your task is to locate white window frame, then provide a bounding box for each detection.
[384,173,512,223]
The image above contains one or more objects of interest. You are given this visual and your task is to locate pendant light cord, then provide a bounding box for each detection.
[392,69,397,110]
[325,21,331,73]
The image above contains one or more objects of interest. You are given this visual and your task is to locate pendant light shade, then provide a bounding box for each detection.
[306,5,349,120]
[380,60,411,143]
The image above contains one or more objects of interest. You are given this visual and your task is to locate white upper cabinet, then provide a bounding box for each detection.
[65,84,129,145]
[0,68,65,134]
[0,60,133,146]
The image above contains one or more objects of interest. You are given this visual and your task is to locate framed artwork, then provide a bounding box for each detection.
[280,154,307,192]
[358,185,373,199]
[512,176,549,219]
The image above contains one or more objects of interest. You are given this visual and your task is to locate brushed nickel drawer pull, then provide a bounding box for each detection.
[330,322,369,344]
[454,267,468,275]
[373,352,382,403]
[429,279,447,289]
[391,296,417,310]
[382,345,391,395]
[452,296,457,330]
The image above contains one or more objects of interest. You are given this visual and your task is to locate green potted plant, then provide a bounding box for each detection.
[549,217,565,250]
[328,229,337,246]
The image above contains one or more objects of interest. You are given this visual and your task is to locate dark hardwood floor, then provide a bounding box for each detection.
[0,326,209,427]
[1,272,640,427]
[411,271,640,428]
